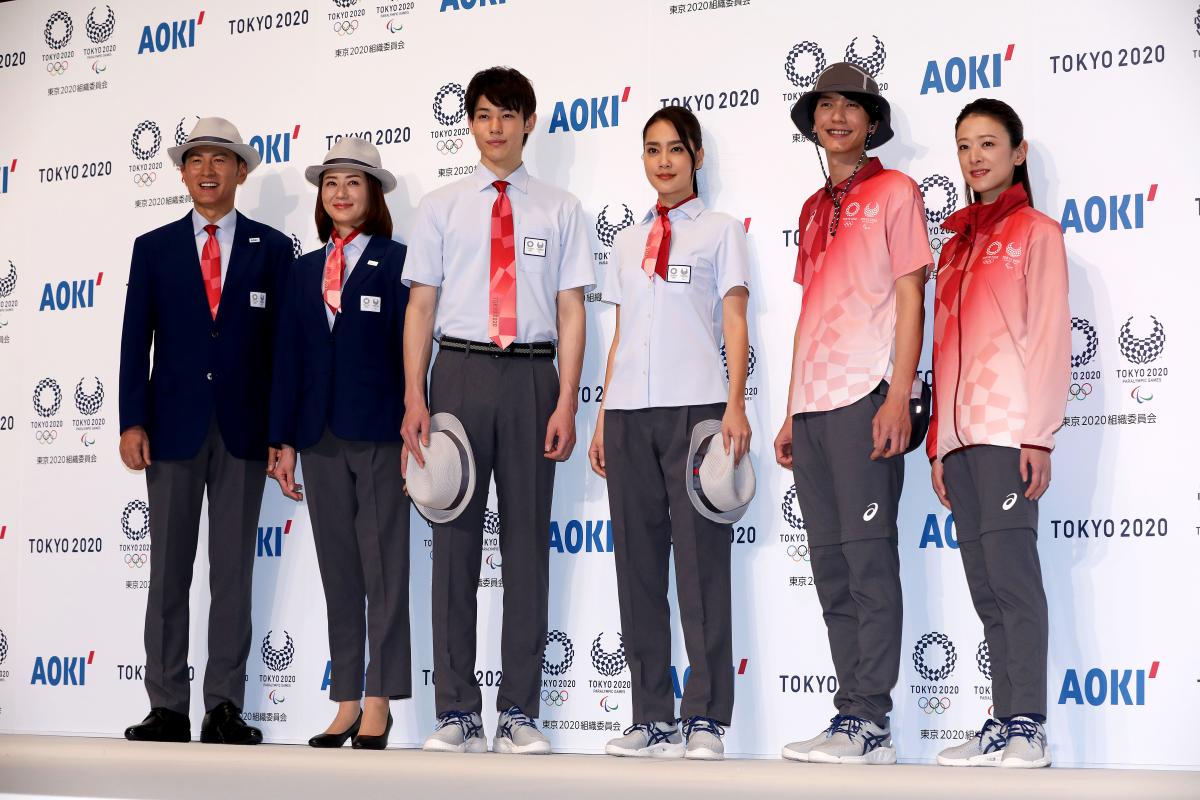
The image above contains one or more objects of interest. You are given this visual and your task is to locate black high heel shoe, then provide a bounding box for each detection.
[352,711,393,750]
[309,711,362,748]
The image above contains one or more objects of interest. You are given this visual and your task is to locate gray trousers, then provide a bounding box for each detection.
[943,446,1048,719]
[302,429,411,702]
[144,417,265,714]
[428,349,558,718]
[605,404,733,725]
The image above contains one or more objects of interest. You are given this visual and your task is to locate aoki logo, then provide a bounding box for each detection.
[86,5,116,44]
[541,629,574,676]
[548,87,630,134]
[44,11,74,50]
[595,204,635,248]
[1071,317,1099,368]
[131,121,162,161]
[260,630,295,672]
[249,125,301,165]
[39,272,102,311]
[1060,184,1155,233]
[1118,315,1165,364]
[440,0,507,10]
[1002,493,1018,511]
[921,44,1014,94]
[918,512,958,549]
[862,502,879,522]
[137,11,204,55]
[74,377,104,415]
[432,83,466,127]
[0,261,16,298]
[976,640,991,680]
[1,159,15,194]
[31,651,93,685]
[33,378,62,418]
[1058,661,1158,706]
[782,485,805,531]
[256,520,292,558]
[919,174,959,225]
[590,632,626,677]
[784,35,887,88]
[121,500,150,541]
[912,631,957,682]
[548,519,613,554]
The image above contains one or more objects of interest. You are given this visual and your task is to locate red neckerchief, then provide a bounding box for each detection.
[939,183,1029,268]
[796,157,884,279]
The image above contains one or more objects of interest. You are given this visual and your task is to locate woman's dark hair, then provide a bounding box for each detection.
[466,66,537,144]
[314,171,393,243]
[955,97,1033,207]
[642,105,703,195]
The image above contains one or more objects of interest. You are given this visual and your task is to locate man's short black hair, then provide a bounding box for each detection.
[466,66,536,121]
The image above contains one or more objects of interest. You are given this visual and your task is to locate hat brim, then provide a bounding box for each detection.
[167,141,262,173]
[789,89,894,149]
[411,412,476,525]
[305,162,397,194]
[684,419,754,524]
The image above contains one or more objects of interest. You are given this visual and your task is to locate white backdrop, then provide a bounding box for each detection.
[0,0,1197,769]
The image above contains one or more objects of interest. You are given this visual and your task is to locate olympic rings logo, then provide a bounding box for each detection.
[46,61,68,75]
[35,429,58,444]
[125,553,148,568]
[540,689,568,706]
[133,172,157,187]
[332,20,358,35]
[436,138,463,155]
[1069,383,1092,400]
[785,543,810,563]
[917,696,951,714]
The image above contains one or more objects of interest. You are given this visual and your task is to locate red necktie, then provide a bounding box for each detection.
[323,228,360,314]
[641,194,696,280]
[200,224,222,319]
[489,180,517,349]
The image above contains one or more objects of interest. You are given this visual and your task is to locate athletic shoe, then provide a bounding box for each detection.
[605,721,684,758]
[807,715,896,765]
[493,705,551,755]
[682,716,725,761]
[999,717,1050,768]
[781,715,844,762]
[421,710,487,753]
[936,717,1006,767]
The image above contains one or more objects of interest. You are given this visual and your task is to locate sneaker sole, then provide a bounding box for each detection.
[936,750,1004,767]
[781,746,812,762]
[422,736,488,754]
[493,737,551,755]
[999,755,1050,769]
[685,747,724,761]
[808,746,896,765]
[605,743,685,758]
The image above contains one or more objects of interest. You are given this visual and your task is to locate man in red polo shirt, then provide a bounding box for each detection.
[775,63,931,765]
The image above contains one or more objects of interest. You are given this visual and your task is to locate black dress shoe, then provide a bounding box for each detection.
[200,701,263,745]
[309,712,362,748]
[125,707,191,742]
[352,712,393,750]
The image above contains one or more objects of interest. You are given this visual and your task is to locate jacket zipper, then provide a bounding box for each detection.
[950,236,975,449]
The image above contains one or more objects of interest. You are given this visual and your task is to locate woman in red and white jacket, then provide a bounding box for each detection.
[927,98,1069,770]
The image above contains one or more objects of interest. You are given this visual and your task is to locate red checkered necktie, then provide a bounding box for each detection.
[323,228,360,314]
[200,224,222,319]
[641,194,696,280]
[489,180,517,349]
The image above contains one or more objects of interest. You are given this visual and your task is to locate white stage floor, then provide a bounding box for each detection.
[1,735,1197,800]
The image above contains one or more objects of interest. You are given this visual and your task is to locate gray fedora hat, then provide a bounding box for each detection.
[305,137,397,194]
[684,419,756,524]
[789,62,893,149]
[167,116,262,172]
[406,413,476,525]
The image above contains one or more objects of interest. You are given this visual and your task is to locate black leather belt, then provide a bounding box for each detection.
[439,336,556,359]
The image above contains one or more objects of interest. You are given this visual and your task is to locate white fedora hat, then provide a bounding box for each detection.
[407,413,476,525]
[685,419,756,524]
[305,137,397,194]
[167,116,261,172]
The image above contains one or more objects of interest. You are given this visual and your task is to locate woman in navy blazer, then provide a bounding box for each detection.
[269,138,409,749]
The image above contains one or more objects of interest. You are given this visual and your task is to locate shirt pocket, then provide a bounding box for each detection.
[517,226,553,274]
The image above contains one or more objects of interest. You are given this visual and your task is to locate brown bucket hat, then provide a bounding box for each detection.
[789,62,893,149]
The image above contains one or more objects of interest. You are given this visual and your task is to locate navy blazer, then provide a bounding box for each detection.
[119,211,293,461]
[268,236,408,450]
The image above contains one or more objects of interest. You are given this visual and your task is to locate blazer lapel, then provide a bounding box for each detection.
[175,212,212,321]
[216,212,253,325]
[339,236,384,300]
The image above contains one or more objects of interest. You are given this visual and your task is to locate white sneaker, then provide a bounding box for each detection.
[1000,717,1050,768]
[422,711,487,753]
[781,715,844,762]
[807,715,896,765]
[936,718,1006,767]
[605,721,684,758]
[493,706,551,755]
[682,716,725,761]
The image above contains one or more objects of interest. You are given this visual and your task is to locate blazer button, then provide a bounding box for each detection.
[211,330,219,338]
[206,372,213,381]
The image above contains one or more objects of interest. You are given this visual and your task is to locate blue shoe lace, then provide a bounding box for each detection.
[831,715,889,754]
[436,710,482,740]
[623,721,679,746]
[1003,717,1044,747]
[979,718,1006,753]
[682,716,725,742]
[823,714,846,736]
[497,705,537,740]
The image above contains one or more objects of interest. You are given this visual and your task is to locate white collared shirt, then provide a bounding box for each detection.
[322,233,372,329]
[191,208,236,284]
[601,197,751,411]
[402,162,594,343]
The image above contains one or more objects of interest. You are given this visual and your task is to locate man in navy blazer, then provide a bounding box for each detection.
[119,117,292,745]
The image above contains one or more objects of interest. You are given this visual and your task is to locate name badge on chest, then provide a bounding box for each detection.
[523,237,547,258]
[360,295,381,313]
[665,265,692,284]
[249,291,267,308]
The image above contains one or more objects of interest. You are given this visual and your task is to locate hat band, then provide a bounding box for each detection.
[187,135,238,146]
[439,429,472,511]
[691,435,727,516]
[322,157,377,169]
